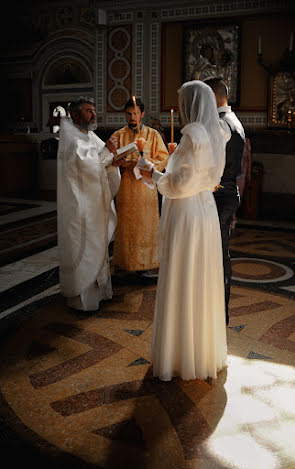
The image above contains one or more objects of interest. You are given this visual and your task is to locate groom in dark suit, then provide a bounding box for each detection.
[204,76,245,326]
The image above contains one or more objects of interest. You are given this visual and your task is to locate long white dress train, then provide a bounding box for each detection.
[152,117,229,381]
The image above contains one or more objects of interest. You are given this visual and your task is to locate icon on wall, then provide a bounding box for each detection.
[268,71,295,129]
[184,23,240,105]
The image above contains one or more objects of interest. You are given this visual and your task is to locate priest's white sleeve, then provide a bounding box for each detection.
[106,164,120,243]
[98,145,121,243]
[99,146,114,167]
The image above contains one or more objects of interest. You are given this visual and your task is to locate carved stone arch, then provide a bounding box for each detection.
[32,36,95,131]
[42,56,92,87]
[34,38,94,88]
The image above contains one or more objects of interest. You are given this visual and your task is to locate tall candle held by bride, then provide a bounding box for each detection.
[171,109,174,143]
[132,96,141,135]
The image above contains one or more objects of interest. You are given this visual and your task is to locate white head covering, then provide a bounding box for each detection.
[172,80,230,179]
[179,80,219,128]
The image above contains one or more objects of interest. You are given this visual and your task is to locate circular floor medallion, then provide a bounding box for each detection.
[232,257,293,283]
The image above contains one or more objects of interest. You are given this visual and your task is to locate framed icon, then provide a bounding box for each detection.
[268,71,295,129]
[184,23,240,105]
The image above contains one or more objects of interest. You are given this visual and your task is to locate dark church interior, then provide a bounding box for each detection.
[0,1,295,468]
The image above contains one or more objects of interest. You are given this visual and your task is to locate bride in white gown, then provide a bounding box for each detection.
[142,80,230,381]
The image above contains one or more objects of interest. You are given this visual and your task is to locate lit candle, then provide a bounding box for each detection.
[289,32,293,52]
[258,35,262,55]
[132,96,141,135]
[170,109,174,143]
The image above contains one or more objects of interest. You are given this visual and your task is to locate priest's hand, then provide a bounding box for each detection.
[112,157,124,167]
[120,158,139,169]
[139,167,153,181]
[105,136,118,154]
[168,142,177,154]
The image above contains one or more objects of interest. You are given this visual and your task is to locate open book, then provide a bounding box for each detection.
[113,142,138,162]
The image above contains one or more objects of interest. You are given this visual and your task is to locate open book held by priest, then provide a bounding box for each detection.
[113,142,138,162]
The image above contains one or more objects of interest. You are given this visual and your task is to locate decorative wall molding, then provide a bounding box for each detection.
[28,6,96,41]
[34,37,94,73]
[150,23,160,114]
[107,25,132,112]
[236,111,267,128]
[96,29,106,115]
[158,111,267,128]
[95,0,292,13]
[107,11,134,24]
[160,0,292,20]
[31,36,94,130]
[160,113,180,127]
[158,112,267,128]
[134,23,144,99]
[106,113,126,126]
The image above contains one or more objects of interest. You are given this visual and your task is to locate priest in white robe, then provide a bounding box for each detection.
[57,97,120,311]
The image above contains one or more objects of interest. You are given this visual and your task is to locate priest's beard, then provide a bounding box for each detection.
[128,123,141,132]
[78,121,98,132]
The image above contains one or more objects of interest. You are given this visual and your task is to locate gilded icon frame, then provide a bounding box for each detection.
[268,71,295,129]
[184,22,240,105]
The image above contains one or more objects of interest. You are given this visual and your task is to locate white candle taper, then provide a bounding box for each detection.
[171,109,174,143]
[132,95,141,135]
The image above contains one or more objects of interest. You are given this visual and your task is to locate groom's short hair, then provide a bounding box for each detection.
[203,76,228,98]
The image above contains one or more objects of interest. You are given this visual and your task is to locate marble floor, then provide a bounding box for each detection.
[0,198,295,469]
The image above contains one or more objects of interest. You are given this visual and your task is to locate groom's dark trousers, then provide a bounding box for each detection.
[214,120,244,326]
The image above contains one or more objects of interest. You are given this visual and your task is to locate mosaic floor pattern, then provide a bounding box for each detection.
[230,226,295,300]
[0,201,40,216]
[0,197,57,267]
[230,227,295,260]
[0,213,57,267]
[0,205,295,468]
[1,278,295,469]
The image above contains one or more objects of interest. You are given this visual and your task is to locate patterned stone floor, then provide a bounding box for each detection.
[230,226,295,299]
[0,198,295,469]
[0,198,57,267]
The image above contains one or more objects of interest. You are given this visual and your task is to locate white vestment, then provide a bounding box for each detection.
[57,117,120,310]
[151,81,230,381]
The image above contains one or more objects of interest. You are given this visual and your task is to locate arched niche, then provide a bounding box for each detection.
[32,36,95,131]
[43,59,91,86]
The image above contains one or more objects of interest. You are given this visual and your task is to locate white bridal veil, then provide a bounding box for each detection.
[162,80,230,197]
[179,80,229,175]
